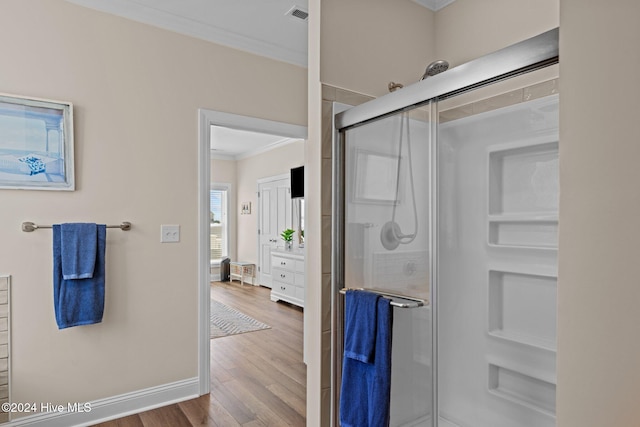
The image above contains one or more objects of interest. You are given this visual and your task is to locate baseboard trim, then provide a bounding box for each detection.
[6,377,200,427]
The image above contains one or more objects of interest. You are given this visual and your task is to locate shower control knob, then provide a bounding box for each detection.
[404,261,417,276]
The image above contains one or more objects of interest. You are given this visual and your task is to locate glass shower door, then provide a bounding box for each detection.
[334,29,560,427]
[436,73,559,427]
[342,105,434,426]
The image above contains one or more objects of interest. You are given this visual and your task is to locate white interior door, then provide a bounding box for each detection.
[436,92,559,427]
[258,175,291,288]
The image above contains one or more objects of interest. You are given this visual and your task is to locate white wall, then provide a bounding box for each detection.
[0,0,306,411]
[236,141,305,264]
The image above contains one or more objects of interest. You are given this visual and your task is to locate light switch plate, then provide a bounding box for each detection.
[161,224,180,243]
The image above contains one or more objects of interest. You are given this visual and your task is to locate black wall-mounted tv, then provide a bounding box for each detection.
[291,166,304,198]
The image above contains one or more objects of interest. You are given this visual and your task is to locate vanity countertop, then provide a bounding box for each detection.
[271,247,305,258]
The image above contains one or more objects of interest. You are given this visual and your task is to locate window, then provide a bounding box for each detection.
[210,184,229,261]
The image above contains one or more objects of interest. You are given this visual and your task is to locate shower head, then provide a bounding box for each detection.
[420,59,449,80]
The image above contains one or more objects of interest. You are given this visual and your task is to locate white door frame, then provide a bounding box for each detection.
[197,109,307,395]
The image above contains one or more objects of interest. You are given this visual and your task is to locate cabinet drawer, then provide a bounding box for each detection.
[273,268,294,285]
[294,260,304,273]
[272,255,294,270]
[273,282,296,298]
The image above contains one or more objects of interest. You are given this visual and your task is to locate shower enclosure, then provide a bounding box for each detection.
[332,29,559,427]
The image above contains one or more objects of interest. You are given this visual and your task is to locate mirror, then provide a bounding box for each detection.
[293,198,305,247]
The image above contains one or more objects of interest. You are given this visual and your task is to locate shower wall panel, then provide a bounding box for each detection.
[437,93,558,427]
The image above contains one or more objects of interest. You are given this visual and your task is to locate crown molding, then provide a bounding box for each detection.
[65,0,307,67]
[235,137,301,160]
[211,137,302,161]
[411,0,457,12]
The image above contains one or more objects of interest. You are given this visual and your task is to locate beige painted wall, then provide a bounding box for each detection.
[436,0,558,67]
[558,2,640,425]
[320,0,436,98]
[0,0,306,409]
[210,158,237,187]
[211,158,238,261]
[235,141,305,265]
[307,0,324,424]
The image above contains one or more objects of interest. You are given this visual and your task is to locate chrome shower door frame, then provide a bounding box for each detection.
[331,28,559,427]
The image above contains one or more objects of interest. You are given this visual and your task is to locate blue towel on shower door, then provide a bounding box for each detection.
[340,290,394,427]
[53,224,106,329]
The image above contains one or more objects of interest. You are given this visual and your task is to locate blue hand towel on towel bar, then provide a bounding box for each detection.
[53,223,106,329]
[340,290,393,427]
[61,223,97,279]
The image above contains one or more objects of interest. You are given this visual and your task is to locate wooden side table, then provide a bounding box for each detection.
[230,261,255,286]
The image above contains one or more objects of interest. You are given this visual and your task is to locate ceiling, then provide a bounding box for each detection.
[210,126,301,160]
[66,0,310,67]
[65,0,455,157]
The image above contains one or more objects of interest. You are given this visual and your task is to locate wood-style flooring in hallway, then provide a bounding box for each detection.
[93,281,306,426]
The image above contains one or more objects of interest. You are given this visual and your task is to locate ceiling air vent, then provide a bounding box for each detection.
[286,5,309,21]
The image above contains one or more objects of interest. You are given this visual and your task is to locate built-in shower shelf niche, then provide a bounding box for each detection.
[487,139,559,250]
[488,139,559,215]
[488,270,557,352]
[488,214,558,250]
[488,363,556,418]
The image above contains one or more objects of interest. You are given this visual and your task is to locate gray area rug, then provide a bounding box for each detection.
[210,299,270,339]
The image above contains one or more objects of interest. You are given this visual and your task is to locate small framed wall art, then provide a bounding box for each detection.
[0,93,74,190]
[241,202,251,215]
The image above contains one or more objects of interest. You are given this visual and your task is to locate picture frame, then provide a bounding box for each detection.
[352,149,400,204]
[241,201,251,215]
[0,93,74,190]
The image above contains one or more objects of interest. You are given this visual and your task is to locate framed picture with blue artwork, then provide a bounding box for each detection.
[0,93,74,190]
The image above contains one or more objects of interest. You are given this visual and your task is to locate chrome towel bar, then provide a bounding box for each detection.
[339,287,427,309]
[22,221,132,232]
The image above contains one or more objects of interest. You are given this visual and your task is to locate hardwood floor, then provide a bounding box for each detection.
[93,281,306,427]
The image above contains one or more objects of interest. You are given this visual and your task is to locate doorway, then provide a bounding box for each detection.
[197,109,306,394]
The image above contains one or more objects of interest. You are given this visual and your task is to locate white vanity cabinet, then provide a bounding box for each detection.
[270,249,304,308]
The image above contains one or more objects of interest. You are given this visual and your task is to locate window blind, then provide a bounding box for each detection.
[210,189,226,260]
